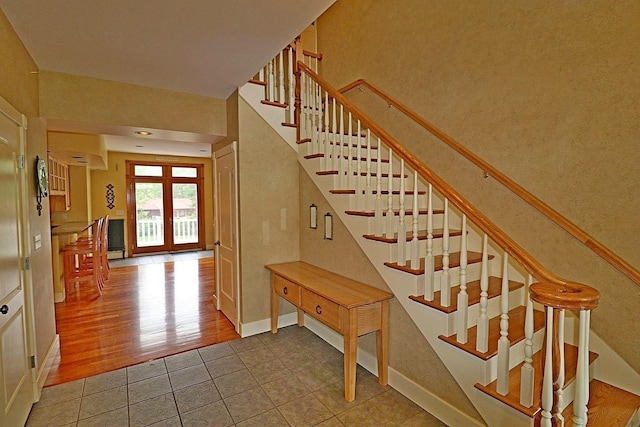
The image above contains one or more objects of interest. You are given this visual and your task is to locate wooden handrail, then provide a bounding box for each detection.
[530,282,599,311]
[303,50,323,60]
[339,79,640,287]
[298,62,600,310]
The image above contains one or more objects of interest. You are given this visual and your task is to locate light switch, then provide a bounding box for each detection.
[34,234,42,250]
[116,210,124,216]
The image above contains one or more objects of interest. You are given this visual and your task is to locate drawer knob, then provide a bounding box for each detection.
[283,287,288,295]
[316,305,322,315]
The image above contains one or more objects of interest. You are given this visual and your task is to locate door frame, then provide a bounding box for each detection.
[0,95,38,424]
[126,161,205,256]
[213,141,241,331]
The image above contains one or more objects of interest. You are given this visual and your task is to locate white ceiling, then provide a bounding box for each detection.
[0,0,334,157]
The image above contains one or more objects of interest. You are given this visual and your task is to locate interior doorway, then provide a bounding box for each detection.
[126,161,205,255]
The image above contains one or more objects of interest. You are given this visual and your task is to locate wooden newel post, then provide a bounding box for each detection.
[293,36,302,143]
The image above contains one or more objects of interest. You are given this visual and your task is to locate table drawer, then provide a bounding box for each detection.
[273,275,300,305]
[301,289,341,331]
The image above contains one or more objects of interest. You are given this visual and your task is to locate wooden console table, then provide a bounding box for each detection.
[265,261,393,402]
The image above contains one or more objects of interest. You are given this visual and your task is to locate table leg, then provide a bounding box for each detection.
[297,307,304,327]
[344,308,358,402]
[376,300,389,386]
[270,277,279,334]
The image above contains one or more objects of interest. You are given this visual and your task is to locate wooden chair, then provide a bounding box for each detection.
[63,216,108,296]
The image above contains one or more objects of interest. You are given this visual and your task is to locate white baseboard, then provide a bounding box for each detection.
[35,334,60,400]
[54,292,64,303]
[241,315,485,426]
[239,312,299,338]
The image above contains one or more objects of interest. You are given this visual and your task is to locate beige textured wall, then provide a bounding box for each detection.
[1,10,56,388]
[39,71,226,136]
[0,9,38,116]
[317,0,639,372]
[90,152,214,254]
[237,97,301,324]
[299,171,482,422]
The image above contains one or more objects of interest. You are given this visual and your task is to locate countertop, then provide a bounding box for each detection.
[51,221,94,236]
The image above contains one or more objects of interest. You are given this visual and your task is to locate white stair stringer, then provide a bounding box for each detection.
[239,83,297,151]
[243,82,640,426]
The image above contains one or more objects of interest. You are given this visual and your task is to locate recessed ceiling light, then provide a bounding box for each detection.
[199,149,207,152]
[78,160,88,164]
[71,155,83,159]
[135,145,144,148]
[135,131,153,136]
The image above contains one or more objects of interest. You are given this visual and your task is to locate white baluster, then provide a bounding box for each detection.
[556,309,565,426]
[305,70,312,144]
[540,307,555,427]
[365,129,372,212]
[520,275,535,407]
[385,148,394,239]
[338,104,345,189]
[322,91,329,171]
[410,172,419,269]
[374,138,383,236]
[287,48,294,124]
[476,233,489,353]
[397,159,406,266]
[269,58,276,101]
[311,81,322,154]
[573,310,591,427]
[456,214,468,343]
[497,252,511,395]
[424,184,435,300]
[331,98,338,172]
[347,113,354,191]
[440,199,451,307]
[355,120,363,210]
[258,66,265,83]
[278,51,285,104]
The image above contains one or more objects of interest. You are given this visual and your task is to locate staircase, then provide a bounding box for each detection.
[240,42,640,426]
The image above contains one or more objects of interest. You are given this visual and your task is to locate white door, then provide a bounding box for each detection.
[213,142,240,329]
[0,100,33,426]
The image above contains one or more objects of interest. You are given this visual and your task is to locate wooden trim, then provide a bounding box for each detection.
[299,62,599,310]
[529,282,599,310]
[338,78,640,287]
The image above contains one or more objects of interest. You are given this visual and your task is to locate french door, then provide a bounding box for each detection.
[127,162,205,255]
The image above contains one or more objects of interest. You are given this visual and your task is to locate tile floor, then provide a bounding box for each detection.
[27,325,446,427]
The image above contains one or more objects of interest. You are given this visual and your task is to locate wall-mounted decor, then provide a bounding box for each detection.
[35,155,48,216]
[106,184,115,209]
[310,204,318,229]
[324,212,333,240]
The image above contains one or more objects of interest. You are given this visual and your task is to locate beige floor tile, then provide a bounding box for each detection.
[278,395,334,427]
[223,387,275,423]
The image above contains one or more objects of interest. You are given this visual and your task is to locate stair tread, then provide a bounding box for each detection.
[248,78,267,86]
[364,228,462,244]
[439,306,545,360]
[317,171,403,177]
[261,99,287,108]
[346,208,444,217]
[330,189,426,195]
[410,276,525,314]
[282,122,296,128]
[385,251,491,276]
[474,343,599,418]
[304,153,389,163]
[562,380,640,426]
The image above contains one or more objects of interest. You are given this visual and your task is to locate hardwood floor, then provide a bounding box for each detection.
[45,256,239,387]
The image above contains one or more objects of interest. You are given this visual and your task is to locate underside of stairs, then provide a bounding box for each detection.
[240,60,640,427]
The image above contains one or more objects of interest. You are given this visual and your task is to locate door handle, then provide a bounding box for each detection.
[0,305,8,315]
[214,241,221,246]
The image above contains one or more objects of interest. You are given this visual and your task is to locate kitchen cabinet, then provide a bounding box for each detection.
[48,155,70,211]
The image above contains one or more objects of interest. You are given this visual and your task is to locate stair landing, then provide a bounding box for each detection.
[562,380,640,426]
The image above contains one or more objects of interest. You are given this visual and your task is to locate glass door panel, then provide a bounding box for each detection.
[135,182,165,248]
[172,183,198,245]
